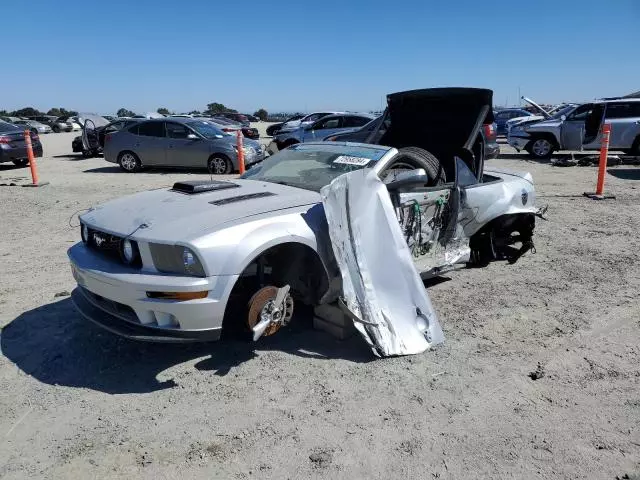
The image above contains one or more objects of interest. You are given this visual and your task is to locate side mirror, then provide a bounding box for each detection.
[187,133,199,139]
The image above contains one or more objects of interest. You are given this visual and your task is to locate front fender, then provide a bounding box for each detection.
[190,207,332,277]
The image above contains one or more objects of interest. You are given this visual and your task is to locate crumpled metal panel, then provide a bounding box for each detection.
[320,169,444,357]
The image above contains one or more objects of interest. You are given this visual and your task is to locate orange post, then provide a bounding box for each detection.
[595,123,611,196]
[24,130,39,184]
[236,129,245,175]
[584,122,614,200]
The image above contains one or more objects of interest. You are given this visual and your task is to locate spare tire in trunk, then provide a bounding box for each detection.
[388,147,446,186]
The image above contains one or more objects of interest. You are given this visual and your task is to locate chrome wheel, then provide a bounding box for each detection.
[119,153,138,171]
[209,157,229,174]
[531,139,552,158]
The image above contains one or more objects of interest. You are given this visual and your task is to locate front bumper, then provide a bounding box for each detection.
[68,243,238,342]
[507,134,531,151]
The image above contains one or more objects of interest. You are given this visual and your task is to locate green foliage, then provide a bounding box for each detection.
[205,103,236,114]
[156,107,171,115]
[11,107,42,117]
[253,109,268,121]
[117,108,136,118]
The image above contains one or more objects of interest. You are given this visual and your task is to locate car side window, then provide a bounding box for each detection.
[605,102,640,119]
[166,122,191,139]
[135,121,165,137]
[567,104,594,121]
[343,116,370,128]
[314,117,342,129]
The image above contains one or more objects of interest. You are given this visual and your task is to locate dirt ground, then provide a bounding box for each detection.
[1,127,639,479]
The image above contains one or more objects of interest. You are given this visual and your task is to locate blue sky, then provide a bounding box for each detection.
[2,0,638,114]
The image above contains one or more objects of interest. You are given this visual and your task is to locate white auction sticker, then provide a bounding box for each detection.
[333,155,371,166]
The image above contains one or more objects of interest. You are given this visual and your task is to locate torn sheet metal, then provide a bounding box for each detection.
[320,169,444,357]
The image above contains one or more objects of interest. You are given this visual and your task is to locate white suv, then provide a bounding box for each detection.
[507,98,640,159]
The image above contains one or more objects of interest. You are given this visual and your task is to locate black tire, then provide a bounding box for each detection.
[12,159,29,167]
[387,147,446,185]
[52,125,60,133]
[208,155,232,174]
[117,151,141,172]
[526,136,556,159]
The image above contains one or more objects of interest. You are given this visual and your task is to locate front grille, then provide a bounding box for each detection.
[86,228,141,268]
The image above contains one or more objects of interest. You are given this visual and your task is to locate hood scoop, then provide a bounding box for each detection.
[210,191,276,206]
[170,180,239,195]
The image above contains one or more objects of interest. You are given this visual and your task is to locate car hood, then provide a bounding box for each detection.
[507,115,544,126]
[80,180,321,243]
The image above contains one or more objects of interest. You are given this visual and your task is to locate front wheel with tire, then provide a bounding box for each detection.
[52,125,60,133]
[12,159,29,167]
[527,137,555,159]
[118,151,141,172]
[208,155,232,174]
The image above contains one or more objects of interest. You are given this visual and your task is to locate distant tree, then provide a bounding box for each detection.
[117,108,136,118]
[188,110,201,115]
[156,107,170,115]
[0,110,8,117]
[46,107,76,118]
[205,102,236,114]
[12,107,42,117]
[253,109,268,121]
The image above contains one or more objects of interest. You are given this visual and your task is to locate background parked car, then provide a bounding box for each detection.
[12,119,53,135]
[0,116,24,124]
[72,117,141,156]
[507,98,640,158]
[268,113,374,152]
[212,112,250,127]
[28,115,73,133]
[0,121,43,167]
[494,109,534,136]
[266,114,304,137]
[206,116,259,139]
[324,115,500,160]
[103,118,263,174]
[277,112,341,135]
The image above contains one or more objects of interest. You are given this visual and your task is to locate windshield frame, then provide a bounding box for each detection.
[240,142,392,192]
[187,120,226,139]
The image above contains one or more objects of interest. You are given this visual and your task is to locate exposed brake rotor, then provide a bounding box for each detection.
[247,285,294,340]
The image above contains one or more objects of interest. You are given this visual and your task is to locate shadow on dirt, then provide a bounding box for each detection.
[608,168,640,180]
[0,164,28,172]
[83,166,122,174]
[52,154,96,161]
[1,298,372,394]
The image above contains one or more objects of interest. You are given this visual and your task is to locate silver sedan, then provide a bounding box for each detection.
[103,117,263,174]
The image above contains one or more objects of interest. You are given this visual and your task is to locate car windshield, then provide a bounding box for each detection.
[241,143,389,192]
[187,120,225,139]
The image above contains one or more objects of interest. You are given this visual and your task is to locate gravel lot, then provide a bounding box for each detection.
[1,127,639,479]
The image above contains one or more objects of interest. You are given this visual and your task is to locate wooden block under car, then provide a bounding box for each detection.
[313,303,356,340]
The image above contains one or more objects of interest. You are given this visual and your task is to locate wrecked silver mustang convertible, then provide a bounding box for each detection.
[68,88,539,356]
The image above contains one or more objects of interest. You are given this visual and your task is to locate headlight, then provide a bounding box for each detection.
[122,239,134,263]
[81,223,89,243]
[149,244,206,277]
